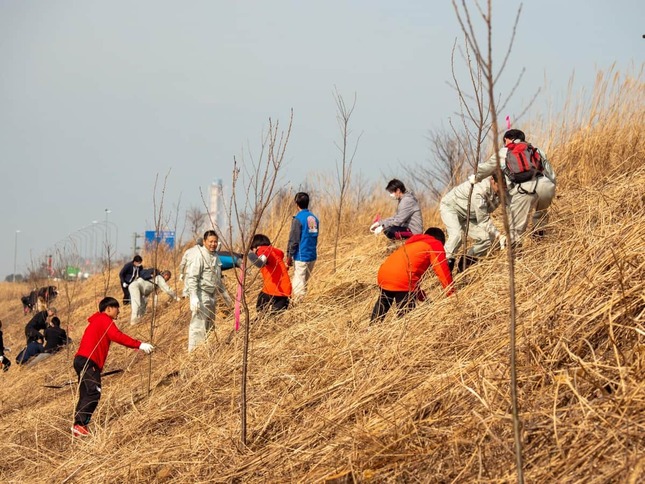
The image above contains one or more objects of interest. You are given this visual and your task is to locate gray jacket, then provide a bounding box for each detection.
[381,191,423,234]
[441,178,501,238]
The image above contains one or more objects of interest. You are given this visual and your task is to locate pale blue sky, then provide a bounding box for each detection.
[0,0,643,278]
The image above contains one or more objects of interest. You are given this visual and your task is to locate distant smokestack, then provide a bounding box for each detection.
[208,179,225,237]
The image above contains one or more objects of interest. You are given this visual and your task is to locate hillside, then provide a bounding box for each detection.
[1,72,644,483]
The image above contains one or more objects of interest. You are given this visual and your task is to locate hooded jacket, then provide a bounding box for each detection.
[380,191,423,235]
[377,234,454,294]
[75,312,141,370]
[255,246,292,297]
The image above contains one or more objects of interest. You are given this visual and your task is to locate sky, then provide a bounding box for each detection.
[0,0,643,279]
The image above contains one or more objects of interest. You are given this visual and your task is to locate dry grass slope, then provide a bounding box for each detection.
[0,70,643,483]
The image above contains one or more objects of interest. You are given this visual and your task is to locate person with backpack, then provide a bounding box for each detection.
[72,297,154,437]
[440,173,504,272]
[369,179,423,240]
[248,234,292,313]
[473,129,552,243]
[128,269,179,325]
[119,255,143,306]
[370,227,454,324]
[286,192,319,300]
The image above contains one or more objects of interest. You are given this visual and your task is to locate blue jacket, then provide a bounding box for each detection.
[287,210,319,262]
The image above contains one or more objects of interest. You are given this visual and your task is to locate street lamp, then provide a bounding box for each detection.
[105,209,112,260]
[13,230,20,282]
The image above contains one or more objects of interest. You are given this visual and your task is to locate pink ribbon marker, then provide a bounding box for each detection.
[505,115,511,130]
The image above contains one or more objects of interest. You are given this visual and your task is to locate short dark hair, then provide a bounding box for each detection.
[250,234,271,250]
[503,129,526,142]
[385,179,406,193]
[294,192,310,209]
[203,230,218,240]
[51,316,61,327]
[424,227,446,245]
[99,297,120,313]
[491,171,500,183]
[133,255,143,263]
[161,270,172,279]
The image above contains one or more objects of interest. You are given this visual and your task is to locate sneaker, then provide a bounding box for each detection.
[71,424,90,437]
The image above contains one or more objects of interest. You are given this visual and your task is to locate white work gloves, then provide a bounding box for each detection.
[122,282,127,288]
[498,234,507,250]
[370,222,384,235]
[189,295,200,312]
[139,342,154,354]
[468,174,477,185]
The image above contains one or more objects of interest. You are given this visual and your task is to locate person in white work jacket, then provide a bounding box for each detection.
[474,129,554,243]
[440,174,504,271]
[185,230,229,352]
[129,270,178,324]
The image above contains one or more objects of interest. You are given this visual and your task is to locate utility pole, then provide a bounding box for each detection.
[132,232,142,257]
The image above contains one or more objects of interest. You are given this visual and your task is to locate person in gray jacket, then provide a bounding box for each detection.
[370,179,423,239]
[129,270,178,324]
[473,129,553,243]
[185,230,230,352]
[440,174,505,271]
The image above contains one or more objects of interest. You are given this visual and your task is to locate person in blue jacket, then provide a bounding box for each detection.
[16,334,45,365]
[286,192,319,300]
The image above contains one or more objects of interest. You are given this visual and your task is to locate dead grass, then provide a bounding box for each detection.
[0,68,644,483]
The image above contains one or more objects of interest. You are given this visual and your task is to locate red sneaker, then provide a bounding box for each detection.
[71,424,89,437]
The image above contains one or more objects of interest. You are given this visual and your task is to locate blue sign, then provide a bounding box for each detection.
[144,230,176,249]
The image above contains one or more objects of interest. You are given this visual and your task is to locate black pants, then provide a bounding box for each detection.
[256,292,289,313]
[383,226,413,240]
[370,288,416,323]
[73,356,102,426]
[121,284,131,305]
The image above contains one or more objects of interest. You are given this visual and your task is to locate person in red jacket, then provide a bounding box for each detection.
[248,234,292,313]
[71,297,154,437]
[370,227,454,324]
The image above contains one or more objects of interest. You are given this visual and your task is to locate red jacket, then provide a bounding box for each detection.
[377,234,454,294]
[75,312,141,370]
[257,245,292,297]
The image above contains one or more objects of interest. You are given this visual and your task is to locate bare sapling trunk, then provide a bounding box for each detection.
[332,88,361,272]
[452,1,528,481]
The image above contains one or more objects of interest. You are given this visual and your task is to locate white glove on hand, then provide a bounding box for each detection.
[122,282,127,288]
[374,225,384,235]
[468,174,477,185]
[369,222,381,233]
[190,295,200,312]
[498,234,507,250]
[178,273,184,281]
[139,342,154,354]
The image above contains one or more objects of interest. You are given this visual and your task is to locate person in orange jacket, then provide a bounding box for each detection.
[248,234,292,313]
[370,227,454,324]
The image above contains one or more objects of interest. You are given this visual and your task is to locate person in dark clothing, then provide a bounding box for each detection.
[24,308,56,343]
[44,316,71,353]
[119,255,143,305]
[16,335,45,365]
[0,320,11,372]
[72,297,154,437]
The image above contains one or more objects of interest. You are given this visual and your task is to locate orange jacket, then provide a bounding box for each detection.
[256,245,292,297]
[377,234,454,294]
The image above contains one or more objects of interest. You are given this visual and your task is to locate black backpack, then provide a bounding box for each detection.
[140,268,159,281]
